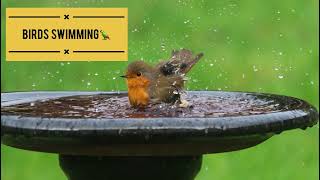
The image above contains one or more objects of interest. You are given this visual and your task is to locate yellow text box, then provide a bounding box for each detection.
[6,8,128,61]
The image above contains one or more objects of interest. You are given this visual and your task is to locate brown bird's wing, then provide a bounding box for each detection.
[150,49,203,103]
[156,49,204,76]
[148,75,184,103]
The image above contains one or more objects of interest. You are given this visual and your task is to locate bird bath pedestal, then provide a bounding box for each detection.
[1,91,318,180]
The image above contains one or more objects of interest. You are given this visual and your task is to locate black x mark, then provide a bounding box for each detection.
[64,49,69,54]
[64,14,69,19]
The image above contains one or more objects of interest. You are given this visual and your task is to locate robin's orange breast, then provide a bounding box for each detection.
[126,76,150,107]
[128,87,149,107]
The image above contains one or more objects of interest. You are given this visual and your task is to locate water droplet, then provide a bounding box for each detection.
[161,43,166,51]
[278,75,284,79]
[94,73,99,76]
[87,82,91,86]
[279,52,283,55]
[210,63,213,67]
[172,81,177,85]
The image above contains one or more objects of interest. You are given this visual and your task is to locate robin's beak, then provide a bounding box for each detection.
[120,75,128,78]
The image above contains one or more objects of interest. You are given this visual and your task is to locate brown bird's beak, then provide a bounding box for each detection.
[120,75,128,78]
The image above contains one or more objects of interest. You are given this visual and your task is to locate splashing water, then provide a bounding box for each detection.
[2,92,305,119]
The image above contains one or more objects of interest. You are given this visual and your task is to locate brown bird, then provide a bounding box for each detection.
[121,49,204,108]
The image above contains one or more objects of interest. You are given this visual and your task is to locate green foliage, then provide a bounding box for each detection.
[1,0,318,180]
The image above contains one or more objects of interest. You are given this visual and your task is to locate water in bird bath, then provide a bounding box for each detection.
[1,92,306,119]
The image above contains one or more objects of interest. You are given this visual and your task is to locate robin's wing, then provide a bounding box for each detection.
[156,49,203,76]
[149,75,184,103]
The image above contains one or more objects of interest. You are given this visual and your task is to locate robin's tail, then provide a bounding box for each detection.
[157,49,204,76]
[174,49,203,74]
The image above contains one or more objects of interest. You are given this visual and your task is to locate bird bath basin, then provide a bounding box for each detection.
[1,91,318,180]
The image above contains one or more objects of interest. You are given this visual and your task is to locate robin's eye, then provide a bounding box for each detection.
[137,72,142,76]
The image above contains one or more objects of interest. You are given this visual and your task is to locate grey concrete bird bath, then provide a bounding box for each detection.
[1,91,318,180]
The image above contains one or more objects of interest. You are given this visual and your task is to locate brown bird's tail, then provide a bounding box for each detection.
[172,49,204,74]
[157,49,204,76]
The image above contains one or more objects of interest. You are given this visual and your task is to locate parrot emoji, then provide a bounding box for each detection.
[100,30,110,40]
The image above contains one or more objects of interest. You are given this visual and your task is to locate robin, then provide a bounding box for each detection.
[121,49,204,108]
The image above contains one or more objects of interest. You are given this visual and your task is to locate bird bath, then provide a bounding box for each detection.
[1,91,318,180]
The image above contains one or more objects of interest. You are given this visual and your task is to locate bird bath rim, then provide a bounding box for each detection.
[1,91,318,156]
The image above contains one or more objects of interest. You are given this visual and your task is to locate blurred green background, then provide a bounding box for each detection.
[1,0,319,180]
